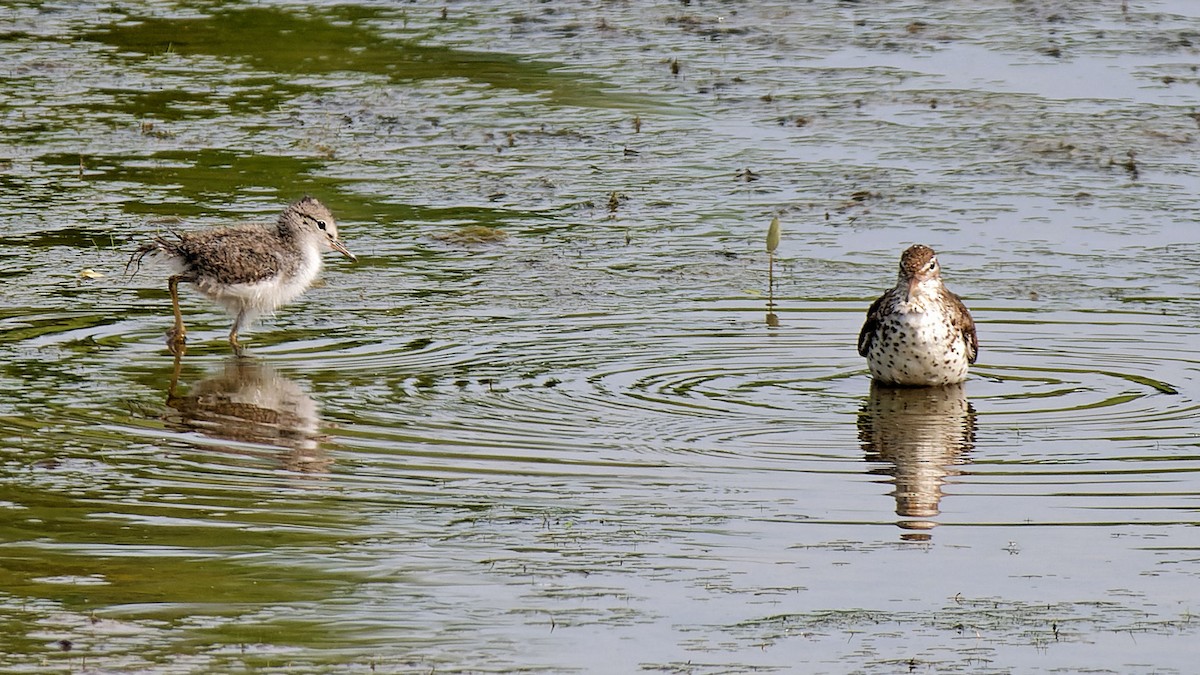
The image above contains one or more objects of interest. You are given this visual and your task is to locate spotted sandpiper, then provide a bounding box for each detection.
[857,244,977,386]
[131,197,356,354]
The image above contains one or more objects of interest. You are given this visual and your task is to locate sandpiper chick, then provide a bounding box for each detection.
[857,244,977,386]
[131,196,356,354]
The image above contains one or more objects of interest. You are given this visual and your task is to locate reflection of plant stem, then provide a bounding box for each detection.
[766,216,780,324]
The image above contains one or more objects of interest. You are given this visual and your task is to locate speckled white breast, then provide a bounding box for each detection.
[866,301,972,387]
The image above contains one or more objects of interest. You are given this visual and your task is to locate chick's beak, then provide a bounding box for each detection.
[330,238,357,262]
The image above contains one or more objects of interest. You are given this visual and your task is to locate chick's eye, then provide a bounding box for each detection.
[928,260,937,270]
[317,220,327,230]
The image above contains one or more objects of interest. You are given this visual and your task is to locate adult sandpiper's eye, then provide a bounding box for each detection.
[317,220,327,230]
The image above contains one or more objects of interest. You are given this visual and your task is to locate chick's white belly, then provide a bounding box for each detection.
[192,248,323,320]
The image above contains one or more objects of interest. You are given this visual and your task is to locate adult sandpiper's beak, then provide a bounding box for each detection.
[331,239,357,262]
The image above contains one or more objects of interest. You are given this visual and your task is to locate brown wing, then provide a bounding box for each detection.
[857,291,891,357]
[178,227,283,284]
[949,292,978,364]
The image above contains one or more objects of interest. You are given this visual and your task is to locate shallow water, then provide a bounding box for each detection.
[2,1,1199,673]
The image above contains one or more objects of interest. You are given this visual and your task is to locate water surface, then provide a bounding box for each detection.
[1,1,1199,672]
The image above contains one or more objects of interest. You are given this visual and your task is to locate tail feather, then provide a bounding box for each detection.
[126,232,184,277]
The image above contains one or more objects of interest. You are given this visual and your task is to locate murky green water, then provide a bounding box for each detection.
[2,1,1199,672]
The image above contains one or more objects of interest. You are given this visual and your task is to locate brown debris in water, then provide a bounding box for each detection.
[432,225,509,245]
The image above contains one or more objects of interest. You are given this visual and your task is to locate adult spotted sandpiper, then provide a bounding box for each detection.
[857,244,977,386]
[131,197,356,354]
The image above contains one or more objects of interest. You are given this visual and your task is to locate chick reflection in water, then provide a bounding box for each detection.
[165,356,330,474]
[857,383,976,535]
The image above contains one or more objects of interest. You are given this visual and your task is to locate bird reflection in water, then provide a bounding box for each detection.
[165,355,330,474]
[857,382,976,539]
